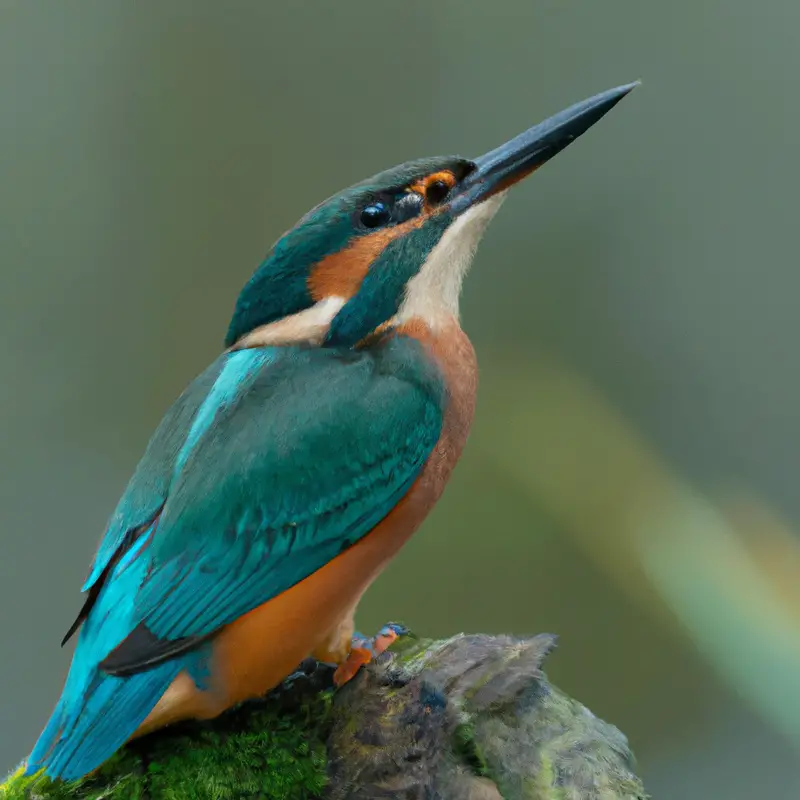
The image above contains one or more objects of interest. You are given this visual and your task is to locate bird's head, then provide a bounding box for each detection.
[226,82,636,350]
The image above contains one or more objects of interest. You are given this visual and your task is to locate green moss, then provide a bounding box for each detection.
[2,680,332,800]
[451,721,487,777]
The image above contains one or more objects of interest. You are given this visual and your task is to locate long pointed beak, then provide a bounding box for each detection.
[452,82,638,213]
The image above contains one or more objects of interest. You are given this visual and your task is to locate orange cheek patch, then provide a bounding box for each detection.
[307,216,424,301]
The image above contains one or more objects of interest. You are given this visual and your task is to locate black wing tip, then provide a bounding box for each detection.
[100,622,206,677]
[60,623,80,648]
[61,586,102,647]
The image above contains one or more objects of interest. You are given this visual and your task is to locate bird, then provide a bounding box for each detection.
[25,82,636,781]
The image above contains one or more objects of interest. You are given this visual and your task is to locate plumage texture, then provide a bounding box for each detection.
[29,334,445,779]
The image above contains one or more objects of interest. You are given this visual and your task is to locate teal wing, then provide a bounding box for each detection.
[97,336,445,672]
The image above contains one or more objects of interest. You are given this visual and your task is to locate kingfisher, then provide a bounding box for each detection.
[26,82,636,780]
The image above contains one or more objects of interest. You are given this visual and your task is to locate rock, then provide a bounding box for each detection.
[1,633,647,799]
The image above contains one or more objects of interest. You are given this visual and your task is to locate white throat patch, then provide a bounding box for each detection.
[395,191,507,328]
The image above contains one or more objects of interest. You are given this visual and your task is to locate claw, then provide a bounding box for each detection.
[333,623,407,687]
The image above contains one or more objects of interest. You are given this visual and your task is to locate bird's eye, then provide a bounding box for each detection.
[425,180,451,205]
[360,202,391,229]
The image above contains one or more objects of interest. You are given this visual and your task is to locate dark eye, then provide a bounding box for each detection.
[360,202,391,228]
[426,180,450,205]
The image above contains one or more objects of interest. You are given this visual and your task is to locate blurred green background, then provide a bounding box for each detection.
[3,1,800,796]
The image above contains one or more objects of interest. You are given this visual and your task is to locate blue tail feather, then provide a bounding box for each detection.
[26,523,186,780]
[28,663,181,780]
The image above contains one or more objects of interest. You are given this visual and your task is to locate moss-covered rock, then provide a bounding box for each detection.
[1,633,647,799]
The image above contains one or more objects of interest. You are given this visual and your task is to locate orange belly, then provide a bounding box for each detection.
[134,505,416,737]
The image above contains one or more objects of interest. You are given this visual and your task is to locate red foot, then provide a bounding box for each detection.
[332,623,406,688]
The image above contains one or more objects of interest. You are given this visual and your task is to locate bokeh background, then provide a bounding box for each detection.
[3,2,800,795]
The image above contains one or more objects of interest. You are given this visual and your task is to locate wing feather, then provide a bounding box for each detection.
[101,336,444,672]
